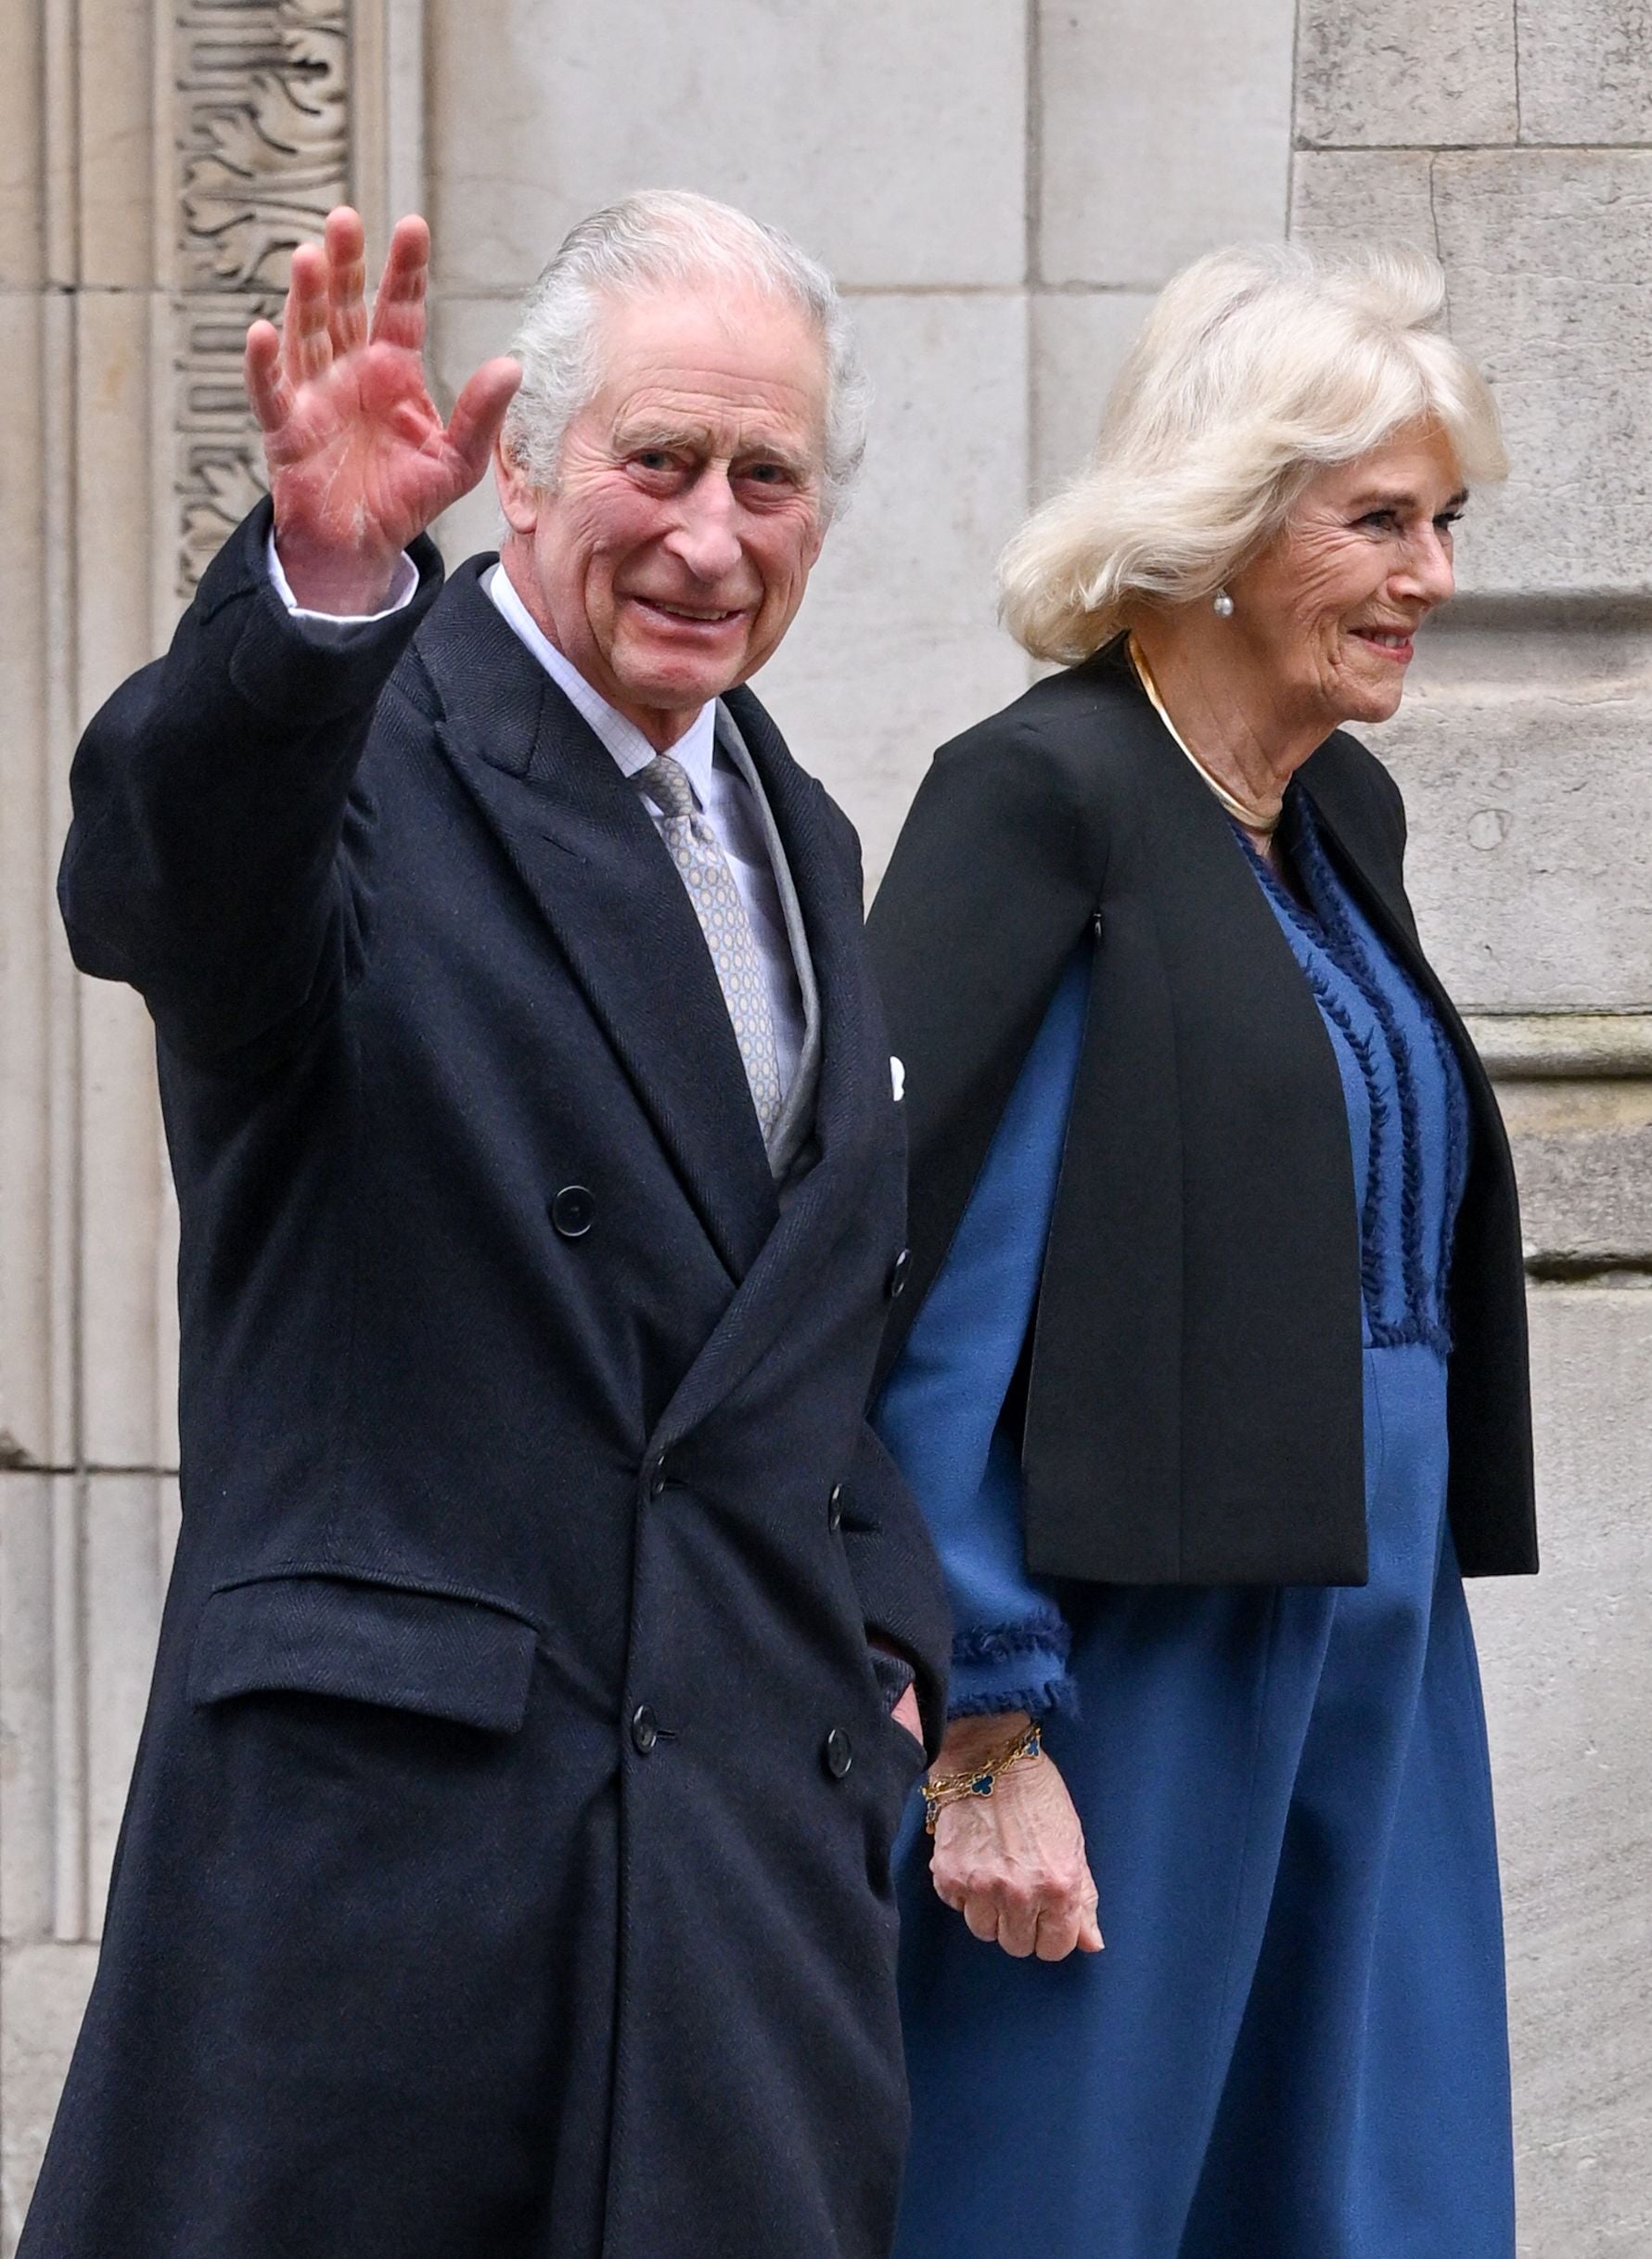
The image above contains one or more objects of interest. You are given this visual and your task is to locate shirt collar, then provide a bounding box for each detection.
[485,562,718,807]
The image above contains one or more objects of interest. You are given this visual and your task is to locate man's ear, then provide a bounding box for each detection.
[494,433,540,536]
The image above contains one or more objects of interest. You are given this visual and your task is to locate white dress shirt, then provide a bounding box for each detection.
[267,536,806,1100]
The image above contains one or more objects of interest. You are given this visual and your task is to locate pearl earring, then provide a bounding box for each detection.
[1212,588,1235,619]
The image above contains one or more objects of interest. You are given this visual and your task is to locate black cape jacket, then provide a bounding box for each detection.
[868,640,1537,1588]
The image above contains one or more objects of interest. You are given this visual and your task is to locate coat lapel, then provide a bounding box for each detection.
[412,562,779,1283]
[647,683,894,1443]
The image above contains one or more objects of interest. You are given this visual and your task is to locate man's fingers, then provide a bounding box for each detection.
[1078,1905,1106,1953]
[244,320,291,434]
[282,244,334,388]
[369,214,433,353]
[445,358,523,490]
[325,206,369,356]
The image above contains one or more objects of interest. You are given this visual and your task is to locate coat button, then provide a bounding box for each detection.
[631,1704,659,1755]
[826,1483,844,1534]
[822,1727,853,1780]
[886,1248,911,1301]
[550,1185,595,1239]
[647,1456,668,1501]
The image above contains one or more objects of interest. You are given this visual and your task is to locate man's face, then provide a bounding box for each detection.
[496,285,829,749]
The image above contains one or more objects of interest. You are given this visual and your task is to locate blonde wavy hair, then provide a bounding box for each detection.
[1000,242,1507,666]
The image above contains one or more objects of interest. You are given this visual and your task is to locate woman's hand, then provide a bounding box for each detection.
[244,207,521,615]
[928,1713,1103,1960]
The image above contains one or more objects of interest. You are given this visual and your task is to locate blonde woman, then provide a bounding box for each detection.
[869,244,1532,2259]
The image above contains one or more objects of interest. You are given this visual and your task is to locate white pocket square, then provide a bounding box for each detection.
[890,1056,905,1102]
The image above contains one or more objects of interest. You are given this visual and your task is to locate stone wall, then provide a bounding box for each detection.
[2,2,1646,2248]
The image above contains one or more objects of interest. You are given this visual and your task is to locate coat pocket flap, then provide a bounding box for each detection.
[188,1575,539,1733]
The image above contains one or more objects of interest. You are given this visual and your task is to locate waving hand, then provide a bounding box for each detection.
[245,208,521,614]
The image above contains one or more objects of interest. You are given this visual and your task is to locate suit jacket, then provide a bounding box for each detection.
[868,638,1537,1588]
[23,502,949,2259]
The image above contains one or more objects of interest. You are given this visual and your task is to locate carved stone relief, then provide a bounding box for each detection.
[173,0,349,594]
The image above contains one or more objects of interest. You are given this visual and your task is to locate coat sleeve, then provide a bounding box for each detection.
[58,498,442,1067]
[873,951,1089,1720]
[836,1426,955,1757]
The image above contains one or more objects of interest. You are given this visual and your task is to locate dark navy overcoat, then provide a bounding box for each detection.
[21,504,949,2259]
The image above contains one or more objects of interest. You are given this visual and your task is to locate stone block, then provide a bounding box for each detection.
[429,295,515,572]
[1031,289,1154,499]
[1518,1,1652,147]
[83,1477,166,1937]
[1,1942,97,2253]
[0,1478,56,1946]
[0,0,41,286]
[1493,1079,1652,1266]
[1293,149,1652,598]
[77,0,155,286]
[1295,0,1518,148]
[70,289,171,1472]
[1290,149,1441,257]
[1433,151,1652,598]
[1037,0,1295,289]
[425,0,1027,292]
[1470,1287,1652,2256]
[1371,617,1652,1012]
[76,982,166,1471]
[73,292,160,716]
[157,1186,180,1475]
[159,1477,181,1585]
[753,292,1032,890]
[0,292,58,1471]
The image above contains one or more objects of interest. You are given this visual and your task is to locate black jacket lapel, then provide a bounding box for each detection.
[410,562,778,1282]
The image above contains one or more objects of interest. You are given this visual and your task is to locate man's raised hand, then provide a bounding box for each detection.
[245,209,521,615]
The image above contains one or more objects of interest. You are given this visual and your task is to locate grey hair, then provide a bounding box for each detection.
[501,188,869,521]
[999,240,1508,665]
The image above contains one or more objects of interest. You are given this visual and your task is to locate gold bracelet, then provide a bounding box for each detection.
[921,1722,1043,1836]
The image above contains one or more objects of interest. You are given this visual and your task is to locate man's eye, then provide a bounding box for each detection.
[634,451,674,473]
[744,463,790,485]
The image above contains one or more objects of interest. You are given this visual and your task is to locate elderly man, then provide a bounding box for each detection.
[20,195,947,2259]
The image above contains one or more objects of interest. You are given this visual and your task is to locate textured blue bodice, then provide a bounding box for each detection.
[1247,794,1472,1352]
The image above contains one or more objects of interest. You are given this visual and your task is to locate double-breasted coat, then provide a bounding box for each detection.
[21,503,949,2259]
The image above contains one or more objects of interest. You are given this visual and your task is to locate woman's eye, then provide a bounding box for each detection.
[1434,511,1464,533]
[1359,509,1400,533]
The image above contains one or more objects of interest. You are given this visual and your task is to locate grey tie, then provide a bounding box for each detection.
[636,752,784,1140]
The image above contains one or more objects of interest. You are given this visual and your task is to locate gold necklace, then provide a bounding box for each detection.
[1127,636,1282,838]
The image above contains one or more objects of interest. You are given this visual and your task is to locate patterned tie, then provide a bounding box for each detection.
[636,751,784,1140]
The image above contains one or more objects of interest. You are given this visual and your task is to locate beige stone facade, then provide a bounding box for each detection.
[2,3,1646,2248]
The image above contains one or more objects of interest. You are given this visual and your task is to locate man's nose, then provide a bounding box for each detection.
[664,471,744,582]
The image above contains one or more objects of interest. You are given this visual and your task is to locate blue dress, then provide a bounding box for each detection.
[876,795,1516,2259]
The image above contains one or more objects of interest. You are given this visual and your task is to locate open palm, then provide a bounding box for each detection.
[245,208,520,611]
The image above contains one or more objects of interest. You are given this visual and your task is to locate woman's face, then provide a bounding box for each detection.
[1229,419,1466,731]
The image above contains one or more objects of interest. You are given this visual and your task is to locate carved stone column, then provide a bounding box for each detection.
[172,0,352,595]
[0,2,405,2240]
